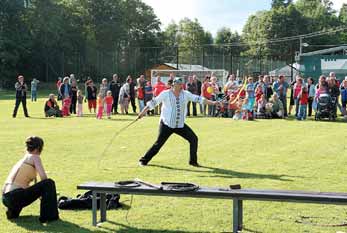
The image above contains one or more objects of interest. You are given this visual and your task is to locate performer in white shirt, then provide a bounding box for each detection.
[138,77,219,167]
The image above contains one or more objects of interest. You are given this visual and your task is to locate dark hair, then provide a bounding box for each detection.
[308,77,314,84]
[25,136,44,153]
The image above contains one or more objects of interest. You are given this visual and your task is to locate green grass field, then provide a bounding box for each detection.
[1,90,347,233]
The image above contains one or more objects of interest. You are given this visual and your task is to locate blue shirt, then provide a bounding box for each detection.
[246,83,255,98]
[273,81,289,97]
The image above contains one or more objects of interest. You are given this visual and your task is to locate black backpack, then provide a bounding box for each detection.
[58,191,121,210]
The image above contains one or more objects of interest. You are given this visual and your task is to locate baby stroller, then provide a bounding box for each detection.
[315,94,337,121]
[214,94,229,118]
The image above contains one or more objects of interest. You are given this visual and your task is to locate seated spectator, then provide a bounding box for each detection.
[44,94,62,117]
[269,93,284,118]
[256,94,268,119]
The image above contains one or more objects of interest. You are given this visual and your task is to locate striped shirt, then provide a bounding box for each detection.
[147,89,205,128]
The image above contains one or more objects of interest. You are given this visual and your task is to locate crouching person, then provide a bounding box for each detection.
[44,94,62,117]
[269,93,284,119]
[2,136,59,223]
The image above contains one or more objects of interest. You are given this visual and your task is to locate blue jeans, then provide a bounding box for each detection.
[138,99,145,112]
[297,104,307,120]
[31,90,37,102]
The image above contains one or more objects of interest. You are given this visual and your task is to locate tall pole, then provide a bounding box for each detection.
[299,37,303,55]
[176,46,179,69]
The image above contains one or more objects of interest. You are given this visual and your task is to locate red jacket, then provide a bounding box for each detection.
[153,81,166,97]
[300,92,308,105]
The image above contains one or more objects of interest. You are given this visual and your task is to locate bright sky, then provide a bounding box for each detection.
[142,0,346,35]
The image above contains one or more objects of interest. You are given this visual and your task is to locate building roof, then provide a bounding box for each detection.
[301,46,347,57]
[164,63,211,71]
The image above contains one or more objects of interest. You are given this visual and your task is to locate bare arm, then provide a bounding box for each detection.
[32,156,48,180]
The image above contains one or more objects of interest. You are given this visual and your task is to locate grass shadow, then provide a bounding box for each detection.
[12,215,96,233]
[149,164,300,182]
[100,220,210,233]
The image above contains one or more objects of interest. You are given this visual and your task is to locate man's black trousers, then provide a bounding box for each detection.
[139,121,198,165]
[13,97,28,117]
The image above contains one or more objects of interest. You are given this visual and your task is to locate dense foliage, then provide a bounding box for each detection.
[0,0,346,86]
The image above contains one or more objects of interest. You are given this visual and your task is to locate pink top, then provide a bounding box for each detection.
[294,84,302,98]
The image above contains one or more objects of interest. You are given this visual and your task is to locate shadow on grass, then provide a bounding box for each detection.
[149,164,300,182]
[100,220,210,233]
[12,215,95,233]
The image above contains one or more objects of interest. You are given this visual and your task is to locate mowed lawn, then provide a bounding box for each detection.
[1,91,347,233]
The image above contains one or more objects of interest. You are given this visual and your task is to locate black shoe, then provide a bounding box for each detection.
[189,162,200,167]
[6,209,19,219]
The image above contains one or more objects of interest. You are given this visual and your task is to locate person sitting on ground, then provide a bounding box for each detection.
[2,136,59,223]
[269,93,284,118]
[44,94,62,117]
[256,94,267,119]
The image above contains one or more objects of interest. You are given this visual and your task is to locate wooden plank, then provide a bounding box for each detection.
[77,182,347,204]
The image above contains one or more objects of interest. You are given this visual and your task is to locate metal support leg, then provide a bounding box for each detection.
[92,191,97,226]
[233,199,243,233]
[100,193,107,222]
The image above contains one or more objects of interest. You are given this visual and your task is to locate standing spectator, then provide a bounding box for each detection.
[70,79,78,114]
[273,75,289,117]
[109,74,121,114]
[128,76,137,113]
[288,78,296,116]
[137,76,146,112]
[209,76,219,116]
[56,77,62,100]
[201,76,211,116]
[104,90,114,119]
[193,75,203,114]
[307,77,315,117]
[186,76,198,116]
[340,78,347,118]
[99,78,108,98]
[327,78,340,118]
[293,76,303,117]
[76,90,84,117]
[84,77,92,103]
[86,80,97,113]
[329,72,342,113]
[119,77,131,114]
[69,74,76,85]
[246,76,256,112]
[59,77,72,100]
[264,75,273,101]
[30,78,40,102]
[96,93,104,119]
[153,75,166,115]
[144,81,154,115]
[13,75,29,118]
[297,86,308,120]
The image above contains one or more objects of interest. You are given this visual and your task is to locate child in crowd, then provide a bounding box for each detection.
[62,96,71,117]
[297,86,308,120]
[293,77,303,116]
[256,94,267,118]
[77,90,84,117]
[241,97,250,120]
[96,93,104,119]
[228,93,238,118]
[246,77,255,112]
[144,81,154,115]
[105,90,114,119]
